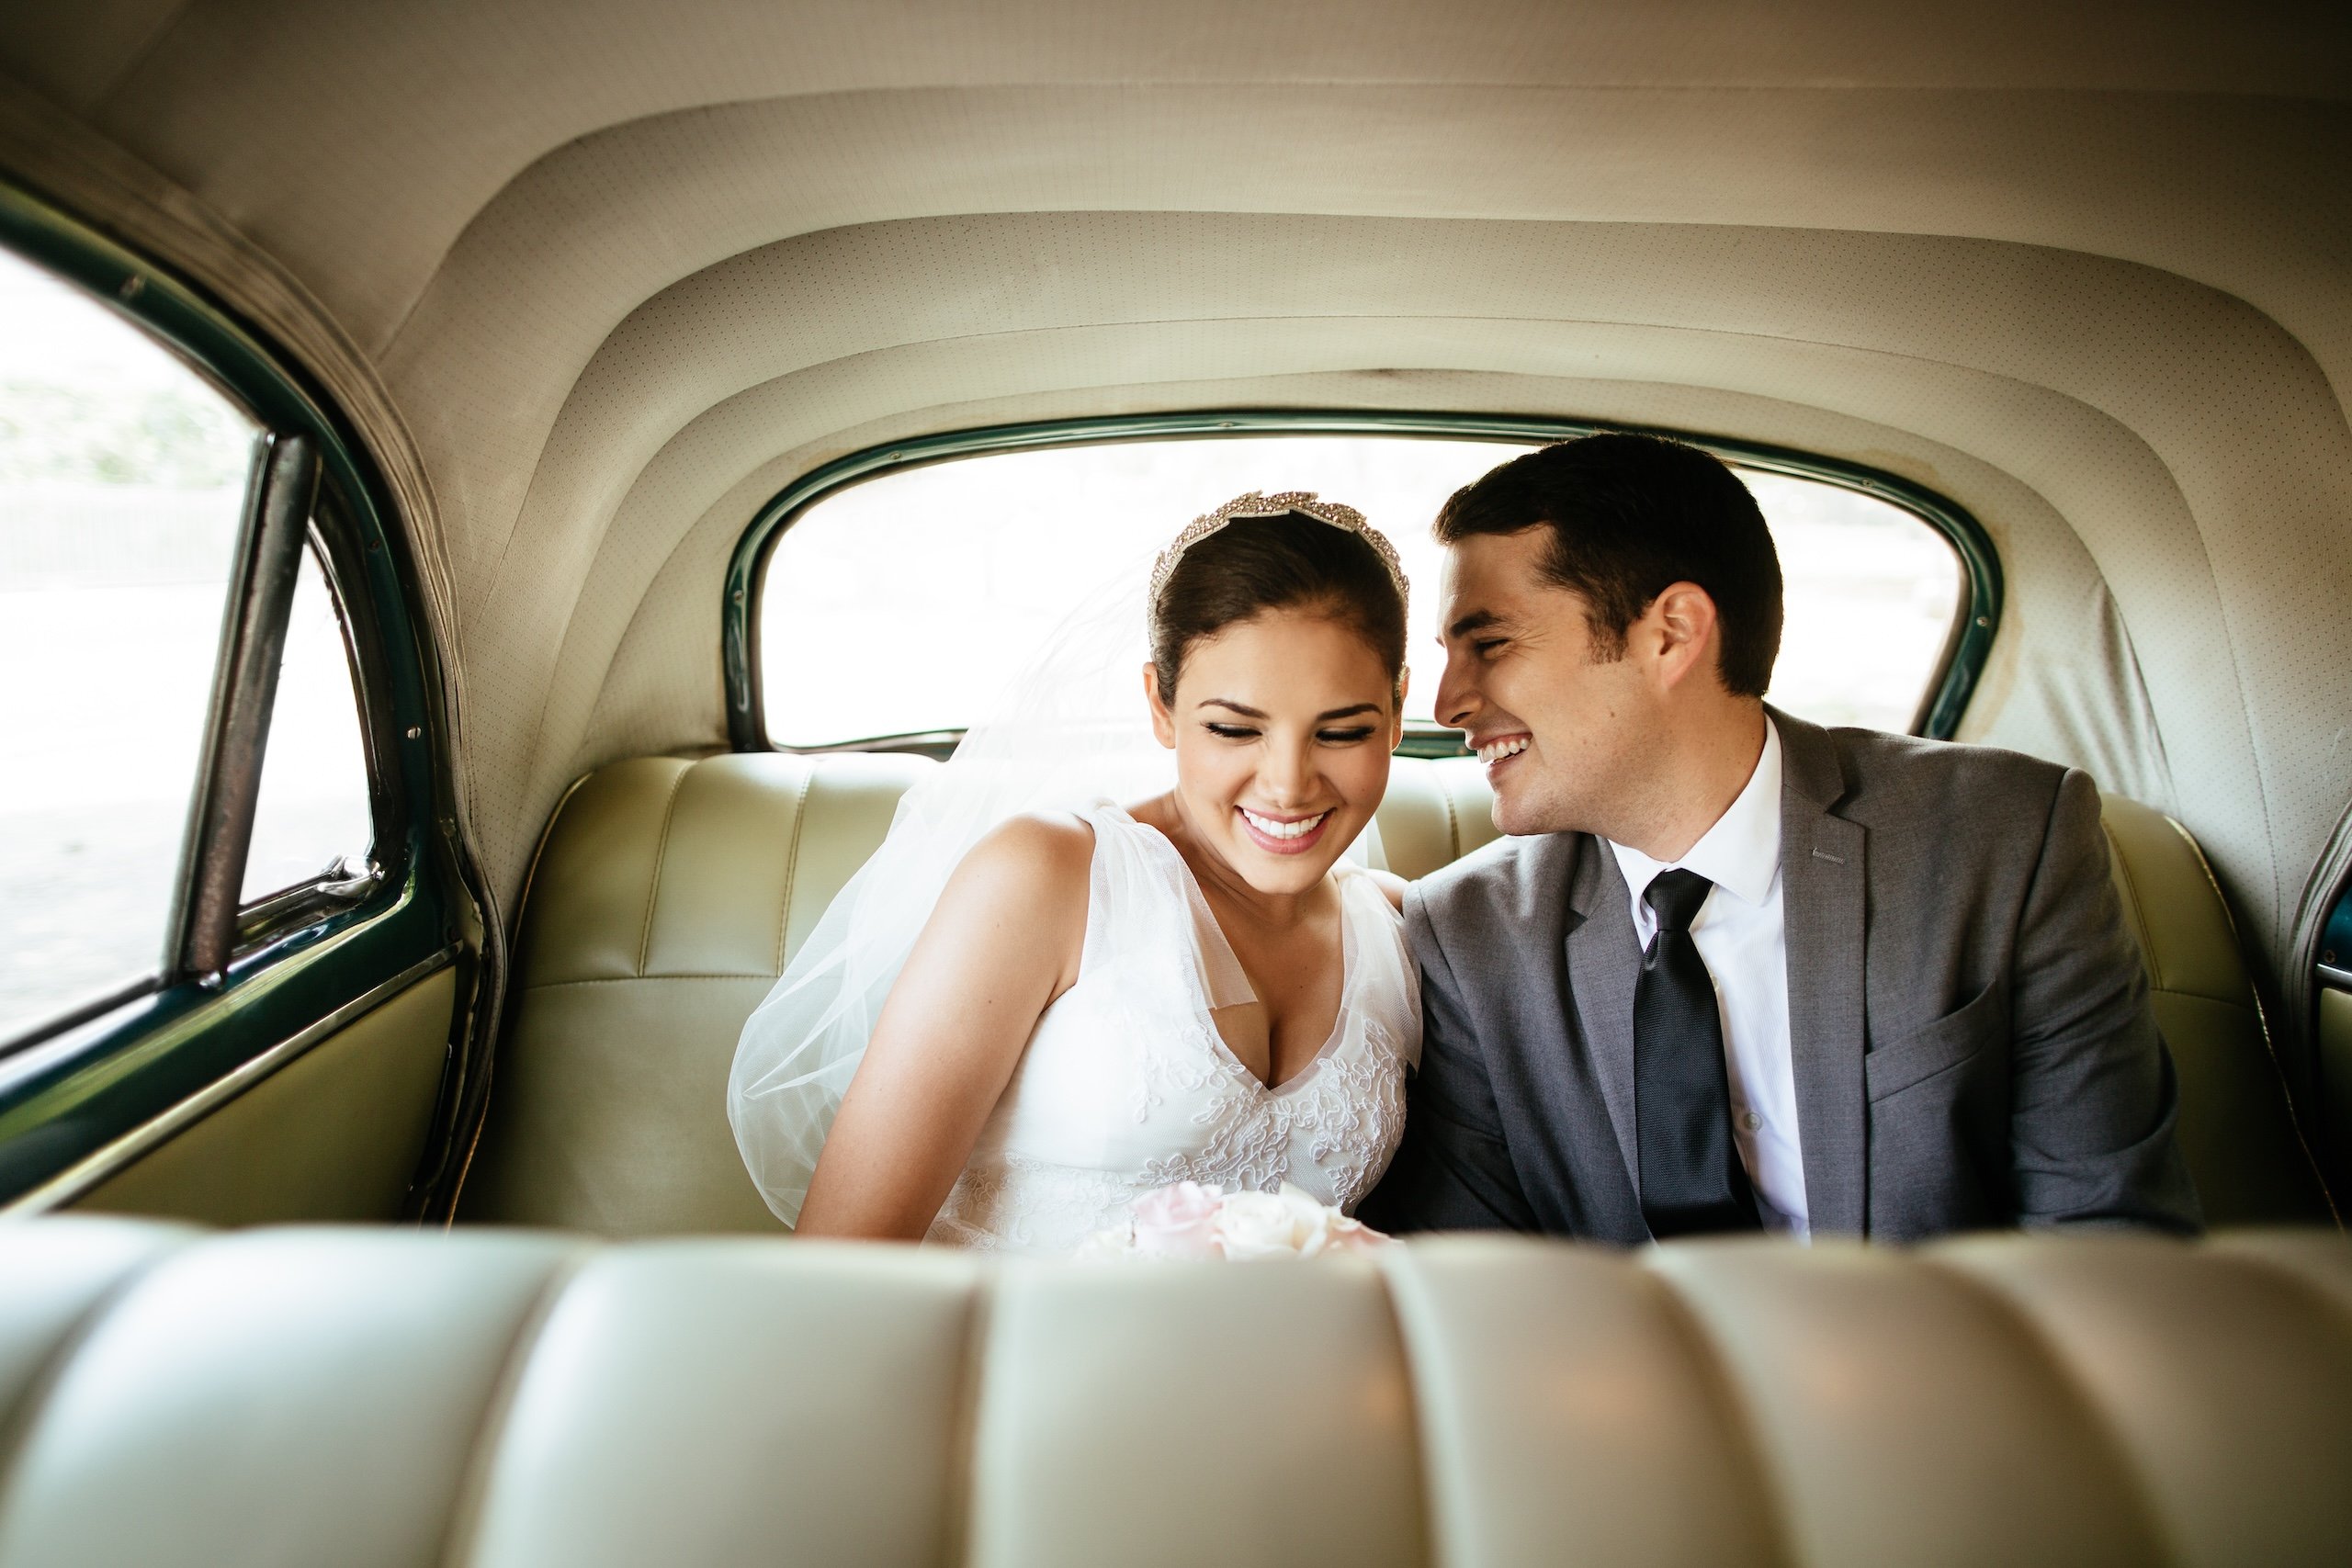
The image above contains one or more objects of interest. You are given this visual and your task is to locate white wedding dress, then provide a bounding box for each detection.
[926,803,1420,1255]
[727,528,1423,1250]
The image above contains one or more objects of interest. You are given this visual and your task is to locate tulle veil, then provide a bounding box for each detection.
[726,539,1386,1225]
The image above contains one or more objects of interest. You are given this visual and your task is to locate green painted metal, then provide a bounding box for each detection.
[725,410,2003,754]
[0,180,469,1204]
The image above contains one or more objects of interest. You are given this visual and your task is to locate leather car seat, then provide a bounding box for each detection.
[457,751,933,1233]
[458,751,2331,1234]
[0,1216,2345,1567]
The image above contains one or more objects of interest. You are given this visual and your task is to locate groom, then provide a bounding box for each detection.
[1361,434,2199,1243]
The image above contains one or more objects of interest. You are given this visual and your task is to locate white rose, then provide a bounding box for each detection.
[1213,1190,1308,1259]
[1070,1226,1136,1262]
[1275,1183,1340,1257]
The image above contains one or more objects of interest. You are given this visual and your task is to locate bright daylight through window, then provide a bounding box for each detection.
[0,247,369,1043]
[758,436,1965,750]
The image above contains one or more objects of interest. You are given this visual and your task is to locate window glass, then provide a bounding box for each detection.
[240,540,373,904]
[0,247,258,1039]
[757,435,1964,748]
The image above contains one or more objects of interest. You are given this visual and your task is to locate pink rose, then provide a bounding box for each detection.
[1132,1180,1225,1258]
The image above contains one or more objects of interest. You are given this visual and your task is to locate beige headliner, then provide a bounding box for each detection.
[2,1,2348,993]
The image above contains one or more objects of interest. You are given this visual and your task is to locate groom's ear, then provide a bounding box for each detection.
[1645,581,1724,694]
[1144,661,1178,748]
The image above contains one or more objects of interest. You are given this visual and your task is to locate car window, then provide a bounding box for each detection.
[0,246,259,1041]
[755,435,1966,749]
[239,537,373,904]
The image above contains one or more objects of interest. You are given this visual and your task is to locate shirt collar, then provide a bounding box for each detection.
[1607,716,1783,910]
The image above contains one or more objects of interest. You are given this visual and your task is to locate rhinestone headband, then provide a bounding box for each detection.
[1148,491,1408,615]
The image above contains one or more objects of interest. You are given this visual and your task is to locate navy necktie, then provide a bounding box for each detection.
[1633,868,1761,1237]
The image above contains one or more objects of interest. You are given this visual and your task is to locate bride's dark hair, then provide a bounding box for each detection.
[1149,511,1408,703]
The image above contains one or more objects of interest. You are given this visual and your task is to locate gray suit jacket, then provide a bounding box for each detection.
[1359,709,2200,1244]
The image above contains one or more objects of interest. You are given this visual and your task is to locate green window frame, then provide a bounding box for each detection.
[0,179,477,1213]
[725,412,2001,757]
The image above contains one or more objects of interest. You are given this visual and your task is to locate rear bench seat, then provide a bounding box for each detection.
[457,753,2333,1234]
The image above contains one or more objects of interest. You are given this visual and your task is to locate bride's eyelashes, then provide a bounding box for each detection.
[1199,721,1379,745]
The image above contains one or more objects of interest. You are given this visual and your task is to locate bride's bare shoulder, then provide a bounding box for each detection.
[953,810,1096,899]
[1360,867,1408,912]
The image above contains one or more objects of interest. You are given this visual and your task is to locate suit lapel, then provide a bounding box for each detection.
[1489,831,1645,1240]
[1565,841,1643,1192]
[1773,709,1869,1237]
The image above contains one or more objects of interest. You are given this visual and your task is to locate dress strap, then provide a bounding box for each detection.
[1335,861,1422,1071]
[1182,884,1259,1013]
[1079,802,1257,1012]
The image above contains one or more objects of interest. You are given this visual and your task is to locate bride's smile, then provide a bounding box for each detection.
[1238,806,1330,853]
[1141,604,1406,898]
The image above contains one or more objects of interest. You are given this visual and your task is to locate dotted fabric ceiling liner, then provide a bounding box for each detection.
[377,86,2352,543]
[1,2,2347,987]
[457,214,2347,974]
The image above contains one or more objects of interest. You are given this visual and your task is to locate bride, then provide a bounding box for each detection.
[727,491,1421,1254]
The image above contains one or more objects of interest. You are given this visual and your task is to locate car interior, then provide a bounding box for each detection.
[0,4,2348,1563]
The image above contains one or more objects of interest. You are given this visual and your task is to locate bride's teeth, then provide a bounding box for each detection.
[1477,736,1531,764]
[1242,807,1329,840]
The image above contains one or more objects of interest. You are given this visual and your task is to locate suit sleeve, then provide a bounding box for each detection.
[2007,768,2202,1234]
[1358,882,1541,1234]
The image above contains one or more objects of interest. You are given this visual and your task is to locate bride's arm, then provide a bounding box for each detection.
[794,813,1092,1240]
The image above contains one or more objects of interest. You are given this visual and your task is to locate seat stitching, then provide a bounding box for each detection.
[1365,1252,1444,1562]
[937,1265,992,1568]
[523,974,780,991]
[426,1248,597,1568]
[635,762,695,977]
[0,1236,195,1506]
[774,762,816,976]
[1434,772,1463,863]
[1911,1253,2184,1563]
[2147,984,2255,1012]
[511,771,595,956]
[1630,1259,1804,1568]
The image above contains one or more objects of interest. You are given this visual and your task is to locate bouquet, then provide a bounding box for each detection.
[1078,1180,1392,1260]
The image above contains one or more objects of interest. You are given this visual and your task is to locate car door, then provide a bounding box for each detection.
[0,181,483,1224]
[2316,883,2352,1201]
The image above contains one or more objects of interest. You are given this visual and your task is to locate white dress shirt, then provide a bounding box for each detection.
[1605,717,1808,1238]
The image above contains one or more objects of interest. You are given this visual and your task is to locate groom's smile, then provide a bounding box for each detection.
[1434,529,1651,839]
[1473,732,1532,773]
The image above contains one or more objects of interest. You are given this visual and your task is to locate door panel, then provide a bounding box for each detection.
[2321,988,2352,1202]
[71,965,456,1224]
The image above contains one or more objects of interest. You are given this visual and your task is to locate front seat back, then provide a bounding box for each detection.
[2,1218,2347,1566]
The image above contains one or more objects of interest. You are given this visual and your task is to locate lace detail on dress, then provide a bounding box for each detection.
[928,805,1419,1256]
[1129,1014,1226,1125]
[929,1154,1143,1254]
[1137,1027,1408,1209]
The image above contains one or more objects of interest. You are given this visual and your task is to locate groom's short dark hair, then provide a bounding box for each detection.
[1434,433,1783,697]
